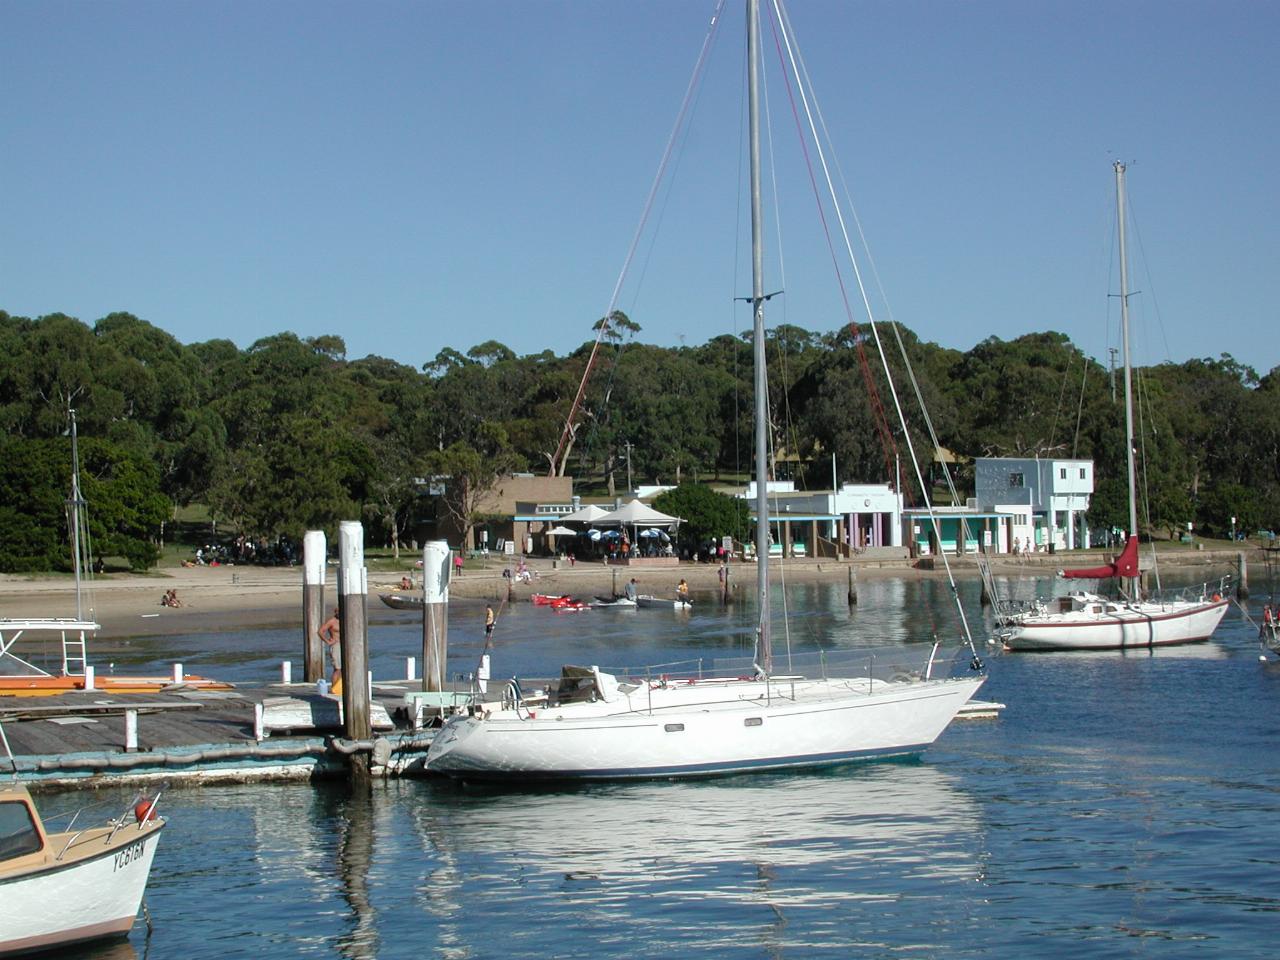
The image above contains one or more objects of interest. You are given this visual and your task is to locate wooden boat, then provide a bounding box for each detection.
[378,592,424,611]
[0,779,165,955]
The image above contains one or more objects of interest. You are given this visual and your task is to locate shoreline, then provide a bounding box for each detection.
[0,546,1249,641]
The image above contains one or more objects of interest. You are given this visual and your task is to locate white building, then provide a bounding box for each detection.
[739,481,904,556]
[974,457,1094,552]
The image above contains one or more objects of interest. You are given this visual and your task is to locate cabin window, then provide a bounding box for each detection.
[1080,468,1087,479]
[744,717,763,727]
[1008,472,1024,488]
[1059,467,1067,480]
[0,801,42,861]
[664,723,685,733]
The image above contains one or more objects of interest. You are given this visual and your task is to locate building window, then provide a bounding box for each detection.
[1059,468,1067,480]
[1009,472,1024,488]
[1080,468,1086,479]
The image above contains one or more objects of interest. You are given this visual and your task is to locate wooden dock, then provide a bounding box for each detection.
[0,681,442,789]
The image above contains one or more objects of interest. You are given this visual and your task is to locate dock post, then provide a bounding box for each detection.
[124,709,138,752]
[1237,552,1249,599]
[281,661,292,685]
[421,541,450,695]
[612,568,618,597]
[405,656,416,681]
[303,530,327,683]
[339,521,371,783]
[848,567,858,606]
[84,665,95,692]
[721,562,731,606]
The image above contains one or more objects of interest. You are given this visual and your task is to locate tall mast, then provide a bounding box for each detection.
[68,408,85,621]
[1114,161,1139,544]
[747,0,771,674]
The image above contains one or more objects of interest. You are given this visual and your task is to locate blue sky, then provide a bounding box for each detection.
[3,0,1277,377]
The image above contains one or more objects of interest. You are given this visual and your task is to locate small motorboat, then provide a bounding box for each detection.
[379,593,424,611]
[636,595,692,610]
[0,779,165,956]
[591,595,637,609]
[551,598,591,612]
[531,594,572,606]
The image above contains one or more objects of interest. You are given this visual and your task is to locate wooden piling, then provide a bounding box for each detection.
[302,530,326,683]
[339,521,371,783]
[421,541,450,694]
[1237,552,1249,599]
[721,562,731,606]
[848,567,858,606]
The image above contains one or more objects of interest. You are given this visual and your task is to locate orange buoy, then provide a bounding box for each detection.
[134,799,154,823]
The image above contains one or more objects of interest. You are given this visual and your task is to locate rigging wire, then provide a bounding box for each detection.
[548,0,729,477]
[768,0,979,657]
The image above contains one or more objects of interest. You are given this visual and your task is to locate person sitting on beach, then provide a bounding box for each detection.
[160,589,182,608]
[400,576,412,590]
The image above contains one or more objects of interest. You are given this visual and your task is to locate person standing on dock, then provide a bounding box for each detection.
[625,578,638,602]
[318,607,342,686]
[485,604,496,639]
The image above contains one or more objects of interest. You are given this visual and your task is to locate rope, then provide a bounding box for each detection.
[549,0,729,476]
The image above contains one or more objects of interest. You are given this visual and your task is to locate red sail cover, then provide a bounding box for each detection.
[1060,536,1140,579]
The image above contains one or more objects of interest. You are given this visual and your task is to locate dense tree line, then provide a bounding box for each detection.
[2,307,1277,572]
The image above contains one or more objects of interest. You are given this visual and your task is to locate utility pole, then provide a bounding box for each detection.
[1109,347,1118,402]
[624,440,633,494]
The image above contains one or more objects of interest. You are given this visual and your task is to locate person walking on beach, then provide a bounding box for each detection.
[318,607,342,685]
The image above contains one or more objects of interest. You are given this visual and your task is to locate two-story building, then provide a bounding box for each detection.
[973,457,1094,552]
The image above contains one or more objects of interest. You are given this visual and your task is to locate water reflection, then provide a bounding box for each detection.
[396,763,983,956]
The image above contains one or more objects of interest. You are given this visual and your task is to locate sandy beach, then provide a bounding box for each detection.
[0,545,1247,641]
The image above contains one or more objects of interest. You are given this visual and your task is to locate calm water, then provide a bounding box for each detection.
[49,573,1280,959]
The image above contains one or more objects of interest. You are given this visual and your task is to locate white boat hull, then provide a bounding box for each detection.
[0,821,163,956]
[1001,597,1228,651]
[426,674,985,781]
[636,595,691,610]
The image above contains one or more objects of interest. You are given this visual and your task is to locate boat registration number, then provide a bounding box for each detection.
[113,838,147,872]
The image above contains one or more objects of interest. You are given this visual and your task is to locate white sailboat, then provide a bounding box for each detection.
[999,163,1228,652]
[426,0,985,781]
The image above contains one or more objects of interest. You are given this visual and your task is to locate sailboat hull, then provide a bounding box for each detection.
[426,675,985,781]
[1001,597,1229,651]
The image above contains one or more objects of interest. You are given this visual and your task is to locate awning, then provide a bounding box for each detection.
[594,500,681,526]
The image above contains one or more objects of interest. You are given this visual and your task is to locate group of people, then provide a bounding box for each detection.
[159,589,182,608]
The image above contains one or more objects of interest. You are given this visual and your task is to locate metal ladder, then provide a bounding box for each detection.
[61,627,88,677]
